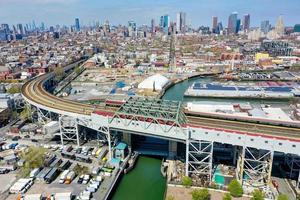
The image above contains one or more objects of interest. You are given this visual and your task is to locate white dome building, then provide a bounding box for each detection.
[138,74,169,91]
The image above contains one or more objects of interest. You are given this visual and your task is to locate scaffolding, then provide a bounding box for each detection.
[59,115,82,146]
[237,146,273,188]
[186,129,214,185]
[109,97,187,133]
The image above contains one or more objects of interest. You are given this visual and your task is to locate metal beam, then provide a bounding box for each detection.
[237,146,273,188]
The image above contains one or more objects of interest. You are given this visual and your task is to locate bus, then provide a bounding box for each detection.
[45,168,60,184]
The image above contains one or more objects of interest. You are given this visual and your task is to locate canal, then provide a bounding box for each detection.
[111,156,166,200]
[111,75,291,199]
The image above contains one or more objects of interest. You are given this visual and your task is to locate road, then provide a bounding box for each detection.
[272,176,296,200]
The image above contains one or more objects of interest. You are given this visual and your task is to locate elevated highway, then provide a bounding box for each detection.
[21,62,300,188]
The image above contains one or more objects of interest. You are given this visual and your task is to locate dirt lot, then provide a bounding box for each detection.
[166,185,251,200]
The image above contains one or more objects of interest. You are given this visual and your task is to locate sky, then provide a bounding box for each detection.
[0,0,299,28]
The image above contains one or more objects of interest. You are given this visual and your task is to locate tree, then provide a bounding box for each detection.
[223,193,232,200]
[277,194,288,200]
[75,66,82,75]
[228,179,243,197]
[19,147,47,178]
[7,86,21,94]
[73,164,89,175]
[166,195,175,200]
[250,189,264,200]
[20,106,31,121]
[191,188,210,200]
[182,176,192,187]
[54,67,65,81]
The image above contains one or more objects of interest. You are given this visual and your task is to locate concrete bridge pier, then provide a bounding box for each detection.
[168,141,177,159]
[122,132,132,147]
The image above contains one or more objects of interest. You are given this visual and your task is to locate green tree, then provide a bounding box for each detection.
[166,195,175,200]
[7,86,21,94]
[277,194,288,200]
[223,193,232,200]
[250,189,264,200]
[73,164,89,175]
[54,66,65,81]
[75,66,82,75]
[20,106,31,121]
[191,188,210,200]
[182,176,192,187]
[19,147,47,177]
[228,179,243,197]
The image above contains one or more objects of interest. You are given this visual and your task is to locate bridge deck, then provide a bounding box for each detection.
[21,66,300,141]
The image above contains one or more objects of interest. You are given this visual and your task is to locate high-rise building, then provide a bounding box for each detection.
[228,12,238,34]
[128,21,137,37]
[161,15,170,34]
[176,12,186,33]
[160,16,164,28]
[75,18,80,32]
[151,19,155,33]
[0,29,7,41]
[294,24,300,32]
[275,15,285,36]
[212,16,218,33]
[236,19,241,33]
[1,24,9,33]
[217,22,223,33]
[17,23,24,35]
[243,14,250,32]
[261,20,271,34]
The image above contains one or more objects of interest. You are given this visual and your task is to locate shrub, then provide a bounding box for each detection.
[182,176,192,187]
[191,188,210,200]
[227,179,243,197]
[277,194,288,200]
[223,193,232,200]
[250,189,264,200]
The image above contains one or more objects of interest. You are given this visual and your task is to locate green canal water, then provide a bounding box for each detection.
[111,156,166,200]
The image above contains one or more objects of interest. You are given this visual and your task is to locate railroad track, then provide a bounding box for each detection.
[187,116,300,139]
[21,66,300,140]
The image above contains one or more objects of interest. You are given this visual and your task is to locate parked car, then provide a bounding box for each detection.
[77,175,84,184]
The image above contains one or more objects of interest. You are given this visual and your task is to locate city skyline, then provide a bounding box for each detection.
[0,0,299,27]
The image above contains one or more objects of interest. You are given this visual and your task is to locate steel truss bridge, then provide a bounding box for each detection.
[21,62,300,189]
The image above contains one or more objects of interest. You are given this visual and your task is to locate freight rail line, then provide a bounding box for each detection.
[187,116,300,138]
[21,67,300,140]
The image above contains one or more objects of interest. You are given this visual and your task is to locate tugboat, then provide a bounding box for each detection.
[124,151,139,174]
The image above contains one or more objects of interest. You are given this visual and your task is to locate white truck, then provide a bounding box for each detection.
[59,170,69,184]
[21,194,42,200]
[30,168,41,178]
[53,192,72,200]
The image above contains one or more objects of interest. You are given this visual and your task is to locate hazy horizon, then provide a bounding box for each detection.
[0,0,299,28]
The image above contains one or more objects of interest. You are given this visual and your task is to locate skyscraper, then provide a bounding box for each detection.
[17,23,24,35]
[128,21,137,37]
[161,15,170,34]
[243,14,250,32]
[75,18,80,32]
[236,19,241,33]
[228,12,238,34]
[275,15,285,36]
[176,12,186,33]
[212,16,218,33]
[261,20,271,34]
[151,19,155,33]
